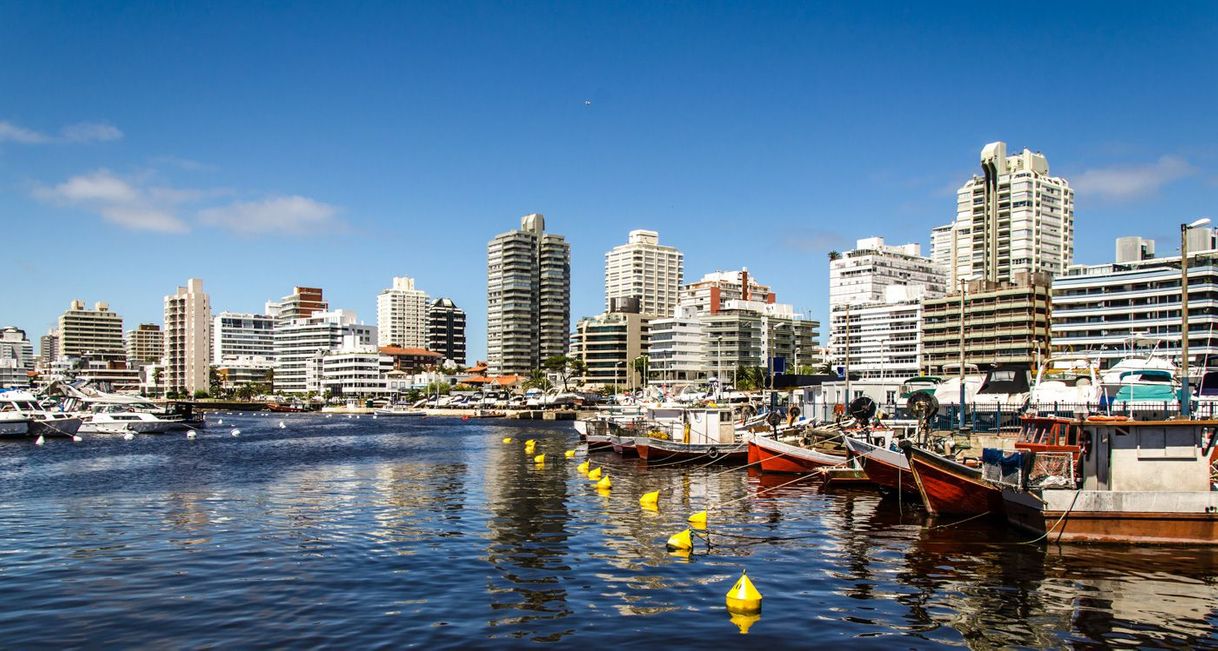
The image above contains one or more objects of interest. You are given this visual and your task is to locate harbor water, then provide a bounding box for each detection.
[1,415,1215,648]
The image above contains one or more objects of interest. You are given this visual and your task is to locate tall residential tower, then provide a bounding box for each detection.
[486,214,571,375]
[376,276,430,348]
[604,229,684,318]
[163,278,211,396]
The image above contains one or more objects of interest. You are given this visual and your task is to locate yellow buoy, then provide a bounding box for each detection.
[725,570,762,615]
[533,453,546,463]
[596,487,612,498]
[597,474,612,489]
[665,529,693,551]
[577,460,590,473]
[640,502,659,514]
[564,449,576,459]
[524,439,535,447]
[688,511,708,529]
[729,611,761,634]
[502,437,513,444]
[639,490,660,508]
[587,467,603,481]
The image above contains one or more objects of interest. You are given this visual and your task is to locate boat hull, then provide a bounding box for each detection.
[844,436,918,495]
[905,445,1004,517]
[1003,489,1218,544]
[749,436,846,474]
[610,434,639,457]
[31,417,83,438]
[638,438,747,464]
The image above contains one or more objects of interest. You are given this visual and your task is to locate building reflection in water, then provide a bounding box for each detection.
[482,431,574,642]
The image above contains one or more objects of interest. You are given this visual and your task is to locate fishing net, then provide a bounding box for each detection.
[981,448,1023,487]
[1027,451,1074,488]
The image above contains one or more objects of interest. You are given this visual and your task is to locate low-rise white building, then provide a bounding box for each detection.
[319,345,393,397]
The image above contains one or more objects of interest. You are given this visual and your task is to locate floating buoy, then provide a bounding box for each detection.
[725,570,762,615]
[123,432,135,441]
[534,453,546,464]
[688,511,708,529]
[186,430,197,440]
[34,435,45,446]
[231,429,241,437]
[503,437,513,444]
[576,460,590,473]
[666,529,693,551]
[597,474,612,489]
[524,439,535,447]
[372,414,377,419]
[587,467,602,480]
[347,414,353,419]
[564,449,576,459]
[278,421,286,429]
[217,419,223,425]
[72,435,82,442]
[639,491,659,508]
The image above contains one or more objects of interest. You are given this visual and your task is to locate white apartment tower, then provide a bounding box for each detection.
[163,278,211,396]
[604,229,684,318]
[376,276,430,348]
[828,237,945,380]
[273,309,376,394]
[935,141,1075,285]
[487,213,571,375]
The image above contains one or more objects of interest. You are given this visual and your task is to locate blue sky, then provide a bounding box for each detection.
[2,1,1216,359]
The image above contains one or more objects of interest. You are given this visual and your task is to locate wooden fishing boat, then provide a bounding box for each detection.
[610,432,639,457]
[637,436,747,463]
[843,432,919,495]
[901,443,1004,517]
[748,434,847,474]
[999,418,1218,544]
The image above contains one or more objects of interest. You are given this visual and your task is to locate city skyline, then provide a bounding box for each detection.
[3,3,1216,360]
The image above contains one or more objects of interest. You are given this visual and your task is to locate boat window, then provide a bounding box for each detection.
[1066,426,1077,446]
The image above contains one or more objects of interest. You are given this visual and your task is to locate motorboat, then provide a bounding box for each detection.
[931,364,984,408]
[0,389,83,438]
[45,380,204,429]
[80,406,194,434]
[1098,336,1180,413]
[1027,356,1101,412]
[971,363,1033,410]
[373,405,426,417]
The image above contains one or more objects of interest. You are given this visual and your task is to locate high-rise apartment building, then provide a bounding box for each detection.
[0,326,34,387]
[377,276,430,348]
[273,309,376,393]
[427,298,467,365]
[266,287,328,326]
[604,229,684,318]
[921,272,1053,374]
[935,141,1075,285]
[486,213,570,375]
[38,330,59,366]
[828,237,945,380]
[126,323,164,366]
[58,300,125,361]
[1115,236,1156,264]
[163,278,211,395]
[212,312,275,363]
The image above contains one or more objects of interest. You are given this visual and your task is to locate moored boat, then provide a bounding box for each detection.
[997,418,1218,544]
[749,434,847,474]
[901,442,1004,517]
[637,436,747,463]
[843,432,919,495]
[0,389,82,438]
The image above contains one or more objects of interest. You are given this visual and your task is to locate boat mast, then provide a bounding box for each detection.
[958,280,967,430]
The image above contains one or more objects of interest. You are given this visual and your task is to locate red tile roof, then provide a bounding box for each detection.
[379,346,442,357]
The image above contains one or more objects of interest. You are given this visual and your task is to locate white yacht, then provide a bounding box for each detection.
[1098,336,1180,413]
[0,389,83,438]
[931,363,984,408]
[80,404,194,434]
[1028,356,1101,410]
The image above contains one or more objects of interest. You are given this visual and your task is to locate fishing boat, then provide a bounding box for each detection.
[997,417,1218,544]
[748,432,848,474]
[843,431,919,495]
[0,389,82,438]
[634,408,744,463]
[901,442,1004,517]
[267,402,310,413]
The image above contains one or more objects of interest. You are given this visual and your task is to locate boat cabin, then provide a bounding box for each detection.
[1015,414,1084,459]
[1111,370,1177,403]
[1078,419,1218,493]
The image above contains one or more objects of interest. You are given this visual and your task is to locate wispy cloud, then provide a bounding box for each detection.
[34,167,342,236]
[198,196,340,234]
[0,119,124,144]
[1072,155,1195,200]
[33,169,190,233]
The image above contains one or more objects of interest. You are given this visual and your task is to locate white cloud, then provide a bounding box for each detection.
[0,120,50,144]
[1073,156,1195,200]
[0,119,123,144]
[198,196,340,234]
[34,169,190,234]
[59,122,124,143]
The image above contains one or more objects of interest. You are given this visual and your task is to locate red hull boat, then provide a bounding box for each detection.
[748,436,846,474]
[902,444,1004,517]
[611,434,639,457]
[843,435,919,495]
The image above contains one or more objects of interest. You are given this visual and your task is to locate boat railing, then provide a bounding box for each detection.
[802,400,1200,433]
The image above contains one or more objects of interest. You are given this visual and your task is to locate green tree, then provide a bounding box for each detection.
[192,389,209,399]
[543,355,572,391]
[735,366,766,391]
[524,368,552,391]
[567,357,588,388]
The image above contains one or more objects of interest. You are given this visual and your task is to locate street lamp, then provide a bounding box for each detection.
[614,360,624,399]
[1180,217,1211,418]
